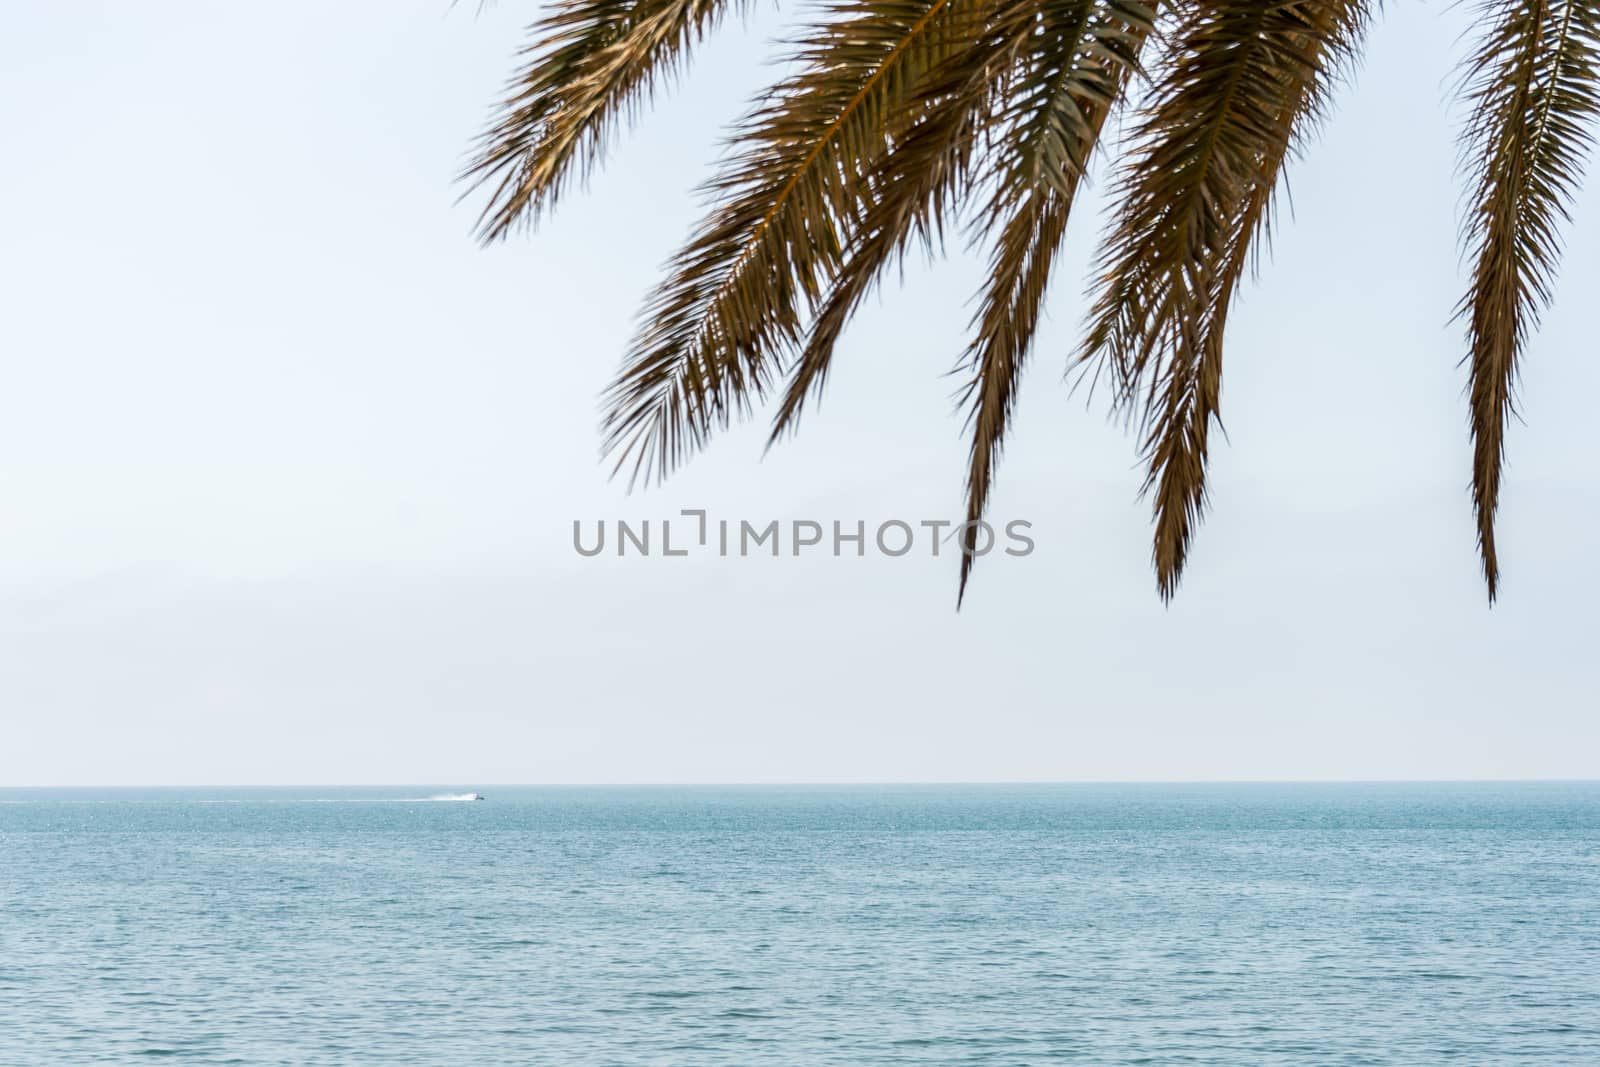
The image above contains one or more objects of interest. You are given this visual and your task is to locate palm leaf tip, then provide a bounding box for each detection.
[600,0,991,486]
[955,0,1156,597]
[463,0,747,243]
[1081,0,1369,597]
[769,0,1061,448]
[1458,0,1600,602]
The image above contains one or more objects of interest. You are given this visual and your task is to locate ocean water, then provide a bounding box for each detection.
[2,783,1597,1064]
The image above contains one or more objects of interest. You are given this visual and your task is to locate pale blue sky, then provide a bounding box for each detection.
[3,1,1598,785]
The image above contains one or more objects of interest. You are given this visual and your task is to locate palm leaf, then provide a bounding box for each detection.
[766,0,1046,441]
[1083,0,1369,600]
[467,0,1599,604]
[464,0,748,242]
[957,0,1157,602]
[1459,0,1600,600]
[602,0,984,485]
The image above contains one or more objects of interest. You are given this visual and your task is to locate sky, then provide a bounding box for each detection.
[3,1,1598,786]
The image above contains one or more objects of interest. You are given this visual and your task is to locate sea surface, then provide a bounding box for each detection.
[2,783,1598,1064]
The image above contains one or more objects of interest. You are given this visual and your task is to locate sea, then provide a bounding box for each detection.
[1,782,1597,1064]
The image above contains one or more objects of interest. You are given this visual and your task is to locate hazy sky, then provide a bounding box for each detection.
[4,1,1598,785]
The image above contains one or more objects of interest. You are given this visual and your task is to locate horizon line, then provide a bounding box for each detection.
[4,777,1598,790]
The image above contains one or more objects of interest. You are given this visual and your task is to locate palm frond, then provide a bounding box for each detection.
[1458,0,1600,600]
[602,0,982,486]
[464,0,747,242]
[1083,0,1369,600]
[766,0,1047,441]
[957,0,1156,602]
[467,0,1600,604]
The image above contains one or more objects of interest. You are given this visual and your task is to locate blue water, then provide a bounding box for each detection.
[2,783,1598,1064]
